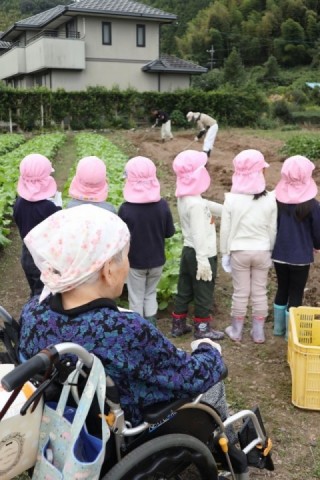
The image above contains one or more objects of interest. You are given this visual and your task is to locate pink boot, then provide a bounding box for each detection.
[250,316,266,344]
[225,316,245,342]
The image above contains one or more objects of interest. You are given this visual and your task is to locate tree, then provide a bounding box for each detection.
[262,55,280,82]
[223,47,246,86]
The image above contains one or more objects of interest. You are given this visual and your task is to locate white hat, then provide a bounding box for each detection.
[186,111,194,122]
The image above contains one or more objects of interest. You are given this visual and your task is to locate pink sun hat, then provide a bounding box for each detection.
[231,149,269,195]
[275,155,318,204]
[173,150,210,197]
[17,153,57,202]
[69,156,108,202]
[123,156,161,203]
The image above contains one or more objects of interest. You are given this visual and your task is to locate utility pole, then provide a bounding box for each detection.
[206,45,215,69]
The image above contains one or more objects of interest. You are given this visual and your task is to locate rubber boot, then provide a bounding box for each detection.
[225,316,245,342]
[193,317,224,340]
[273,303,286,336]
[250,316,265,344]
[171,312,192,338]
[145,315,157,327]
[285,309,290,342]
[234,473,250,480]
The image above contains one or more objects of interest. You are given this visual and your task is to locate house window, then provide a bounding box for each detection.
[102,22,112,45]
[66,19,77,38]
[136,24,145,47]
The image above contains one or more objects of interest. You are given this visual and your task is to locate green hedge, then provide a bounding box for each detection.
[0,85,268,131]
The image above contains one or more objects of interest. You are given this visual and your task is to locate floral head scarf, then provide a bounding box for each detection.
[24,204,130,302]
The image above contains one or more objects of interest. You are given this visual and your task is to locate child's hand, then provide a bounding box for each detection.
[221,254,232,273]
[191,339,222,354]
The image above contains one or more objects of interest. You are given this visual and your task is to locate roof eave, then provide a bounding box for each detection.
[1,8,67,39]
[143,68,208,74]
[66,6,176,22]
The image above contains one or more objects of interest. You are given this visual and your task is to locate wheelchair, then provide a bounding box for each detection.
[0,306,274,480]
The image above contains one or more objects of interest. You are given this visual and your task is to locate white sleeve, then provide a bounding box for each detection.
[220,200,231,255]
[189,203,211,265]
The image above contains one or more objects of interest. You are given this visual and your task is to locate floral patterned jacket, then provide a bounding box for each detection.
[19,295,224,426]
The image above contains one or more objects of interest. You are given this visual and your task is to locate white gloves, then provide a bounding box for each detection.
[191,339,222,354]
[194,136,199,142]
[196,262,212,282]
[221,254,232,273]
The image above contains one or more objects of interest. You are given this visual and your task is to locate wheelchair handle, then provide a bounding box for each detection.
[1,352,51,391]
[1,342,94,392]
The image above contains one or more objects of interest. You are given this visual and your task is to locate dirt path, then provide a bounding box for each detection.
[1,128,319,479]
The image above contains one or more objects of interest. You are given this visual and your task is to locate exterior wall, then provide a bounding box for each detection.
[79,16,159,60]
[26,37,85,71]
[50,63,158,91]
[0,47,26,78]
[159,74,191,91]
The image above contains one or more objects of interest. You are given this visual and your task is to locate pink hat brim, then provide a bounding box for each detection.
[275,177,318,204]
[17,176,57,202]
[69,176,108,203]
[124,179,161,203]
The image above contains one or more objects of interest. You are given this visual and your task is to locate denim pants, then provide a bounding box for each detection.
[230,250,272,318]
[174,246,217,318]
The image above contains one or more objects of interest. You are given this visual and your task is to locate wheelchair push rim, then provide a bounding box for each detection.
[101,433,219,480]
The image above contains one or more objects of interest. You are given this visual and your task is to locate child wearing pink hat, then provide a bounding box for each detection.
[220,149,277,343]
[67,156,116,214]
[171,150,224,340]
[272,155,320,340]
[118,156,175,325]
[13,153,62,297]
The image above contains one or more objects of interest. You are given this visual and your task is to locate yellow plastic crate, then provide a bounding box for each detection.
[288,307,320,410]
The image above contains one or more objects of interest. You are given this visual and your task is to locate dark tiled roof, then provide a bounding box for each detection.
[15,5,66,27]
[68,0,176,20]
[142,54,208,74]
[14,0,175,28]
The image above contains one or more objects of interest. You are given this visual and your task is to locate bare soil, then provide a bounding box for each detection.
[1,128,319,479]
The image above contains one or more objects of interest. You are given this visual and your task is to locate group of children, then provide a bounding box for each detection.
[13,143,320,345]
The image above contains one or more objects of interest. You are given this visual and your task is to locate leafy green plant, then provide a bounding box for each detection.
[280,134,320,161]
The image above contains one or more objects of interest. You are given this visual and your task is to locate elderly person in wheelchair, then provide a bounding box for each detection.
[11,204,273,480]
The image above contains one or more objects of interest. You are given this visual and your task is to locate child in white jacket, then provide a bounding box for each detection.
[171,150,224,340]
[220,149,277,343]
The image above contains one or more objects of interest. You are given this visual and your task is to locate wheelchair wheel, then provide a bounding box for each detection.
[101,433,218,480]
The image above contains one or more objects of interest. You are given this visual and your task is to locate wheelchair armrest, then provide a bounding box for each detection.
[142,398,194,424]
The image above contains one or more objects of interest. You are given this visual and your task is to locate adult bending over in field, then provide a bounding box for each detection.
[186,111,218,158]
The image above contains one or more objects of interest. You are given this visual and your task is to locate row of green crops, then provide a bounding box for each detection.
[62,132,181,309]
[62,132,127,208]
[0,133,26,156]
[0,133,66,246]
[280,134,320,160]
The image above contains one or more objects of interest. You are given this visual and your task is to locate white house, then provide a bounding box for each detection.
[0,0,207,92]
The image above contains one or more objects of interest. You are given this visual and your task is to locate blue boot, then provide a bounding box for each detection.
[273,304,286,336]
[285,309,290,341]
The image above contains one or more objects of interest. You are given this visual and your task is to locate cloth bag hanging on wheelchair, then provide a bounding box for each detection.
[32,356,109,480]
[0,364,43,480]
